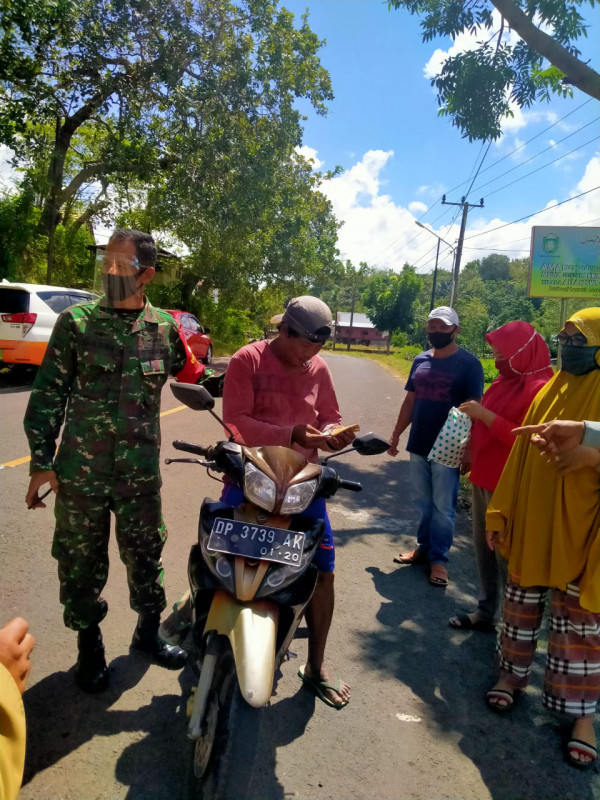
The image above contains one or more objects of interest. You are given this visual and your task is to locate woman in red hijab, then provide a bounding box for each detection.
[449,321,554,631]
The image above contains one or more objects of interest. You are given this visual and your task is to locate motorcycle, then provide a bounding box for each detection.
[164,382,389,800]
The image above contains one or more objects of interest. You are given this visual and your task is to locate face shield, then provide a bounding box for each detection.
[93,246,146,308]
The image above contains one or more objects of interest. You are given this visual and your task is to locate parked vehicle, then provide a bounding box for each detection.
[0,281,95,366]
[163,382,389,800]
[167,310,213,364]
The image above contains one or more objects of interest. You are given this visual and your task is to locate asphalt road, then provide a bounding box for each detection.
[0,354,598,800]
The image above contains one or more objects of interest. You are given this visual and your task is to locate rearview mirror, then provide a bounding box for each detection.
[352,433,389,456]
[170,382,215,410]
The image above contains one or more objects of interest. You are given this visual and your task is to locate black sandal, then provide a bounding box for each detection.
[485,688,520,713]
[566,738,597,769]
[449,613,496,632]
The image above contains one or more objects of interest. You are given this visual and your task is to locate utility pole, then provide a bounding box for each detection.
[346,275,356,352]
[415,221,455,312]
[441,195,484,307]
[430,238,440,312]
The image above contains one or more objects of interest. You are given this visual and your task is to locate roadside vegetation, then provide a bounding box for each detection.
[328,343,499,388]
[1,1,598,358]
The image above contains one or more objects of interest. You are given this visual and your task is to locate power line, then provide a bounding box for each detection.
[444,98,594,195]
[376,192,600,272]
[470,117,600,195]
[463,246,529,253]
[464,185,600,241]
[465,141,492,199]
[368,134,492,268]
[358,100,596,271]
[377,196,465,271]
[484,134,599,199]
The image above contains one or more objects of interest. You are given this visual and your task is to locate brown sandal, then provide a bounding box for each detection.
[429,564,448,587]
[393,548,428,565]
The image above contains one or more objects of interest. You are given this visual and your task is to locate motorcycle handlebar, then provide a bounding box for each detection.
[172,440,210,457]
[338,479,363,493]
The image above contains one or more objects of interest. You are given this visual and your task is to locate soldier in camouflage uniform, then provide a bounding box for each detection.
[24,229,203,692]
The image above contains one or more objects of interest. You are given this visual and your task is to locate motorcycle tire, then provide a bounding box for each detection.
[188,648,262,800]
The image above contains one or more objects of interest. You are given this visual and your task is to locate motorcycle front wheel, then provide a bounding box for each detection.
[188,648,262,800]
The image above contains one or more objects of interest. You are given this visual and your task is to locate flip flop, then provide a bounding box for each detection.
[297,666,349,710]
[485,688,520,713]
[448,613,496,632]
[393,548,428,565]
[429,564,448,587]
[566,738,597,770]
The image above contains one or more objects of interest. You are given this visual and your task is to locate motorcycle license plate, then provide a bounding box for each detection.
[207,517,305,567]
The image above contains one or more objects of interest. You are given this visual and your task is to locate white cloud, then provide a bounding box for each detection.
[317,147,600,272]
[460,152,600,260]
[424,10,520,80]
[320,149,456,270]
[409,201,428,215]
[417,182,446,199]
[296,145,323,170]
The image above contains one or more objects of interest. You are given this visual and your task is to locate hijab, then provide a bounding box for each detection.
[482,321,554,419]
[486,307,600,611]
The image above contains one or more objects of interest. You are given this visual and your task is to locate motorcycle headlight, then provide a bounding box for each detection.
[244,462,276,512]
[280,479,317,515]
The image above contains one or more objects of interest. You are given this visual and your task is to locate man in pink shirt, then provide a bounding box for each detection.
[223,296,355,709]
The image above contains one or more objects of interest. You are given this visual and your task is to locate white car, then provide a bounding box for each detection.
[0,281,95,366]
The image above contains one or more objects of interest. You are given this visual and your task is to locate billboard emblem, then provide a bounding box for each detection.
[543,234,559,254]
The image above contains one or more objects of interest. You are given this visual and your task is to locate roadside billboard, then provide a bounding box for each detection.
[528,226,600,299]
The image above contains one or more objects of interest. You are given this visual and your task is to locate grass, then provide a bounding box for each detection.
[324,343,498,390]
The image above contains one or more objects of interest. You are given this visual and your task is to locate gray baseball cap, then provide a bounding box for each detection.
[282,296,333,342]
[427,306,459,326]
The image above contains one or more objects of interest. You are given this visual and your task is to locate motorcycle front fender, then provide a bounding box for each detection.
[205,589,279,708]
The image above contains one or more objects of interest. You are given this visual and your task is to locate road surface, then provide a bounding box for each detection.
[0,354,597,800]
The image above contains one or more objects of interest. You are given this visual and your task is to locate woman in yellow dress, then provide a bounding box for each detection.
[485,306,600,769]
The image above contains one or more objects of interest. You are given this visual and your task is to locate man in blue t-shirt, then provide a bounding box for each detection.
[388,306,483,587]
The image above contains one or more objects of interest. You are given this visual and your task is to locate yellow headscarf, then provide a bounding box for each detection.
[485,306,600,611]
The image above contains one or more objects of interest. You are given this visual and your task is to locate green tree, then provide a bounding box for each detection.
[1,0,333,280]
[362,264,422,352]
[136,148,341,304]
[456,296,489,356]
[458,255,536,331]
[480,253,510,281]
[388,0,600,140]
[0,189,44,281]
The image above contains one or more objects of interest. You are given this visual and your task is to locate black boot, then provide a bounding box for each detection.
[131,613,188,670]
[75,624,109,693]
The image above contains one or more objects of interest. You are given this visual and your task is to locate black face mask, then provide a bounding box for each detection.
[428,330,455,349]
[561,345,600,375]
[102,273,141,304]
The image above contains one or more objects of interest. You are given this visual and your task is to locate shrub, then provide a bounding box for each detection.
[391,330,408,348]
[481,358,498,385]
[400,344,423,360]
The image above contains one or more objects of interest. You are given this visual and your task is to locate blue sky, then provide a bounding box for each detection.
[285,0,600,275]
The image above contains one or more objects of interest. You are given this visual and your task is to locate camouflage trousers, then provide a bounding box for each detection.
[52,490,168,631]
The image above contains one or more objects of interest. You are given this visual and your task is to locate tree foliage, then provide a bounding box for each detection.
[480,252,511,280]
[362,264,423,350]
[1,0,337,285]
[416,255,598,355]
[388,0,600,140]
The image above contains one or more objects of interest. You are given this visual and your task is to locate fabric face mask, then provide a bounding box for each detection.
[561,345,600,375]
[428,330,455,349]
[495,359,514,378]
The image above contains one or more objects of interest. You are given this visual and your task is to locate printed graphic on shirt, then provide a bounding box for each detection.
[413,370,455,403]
